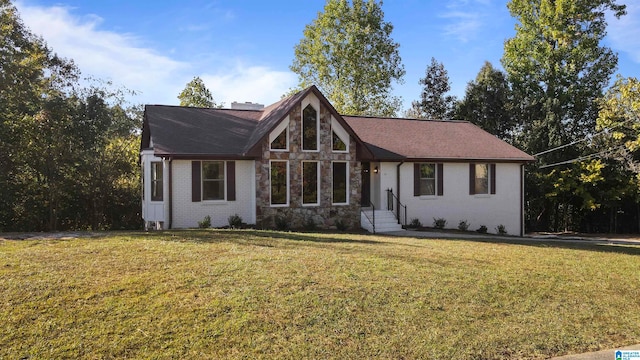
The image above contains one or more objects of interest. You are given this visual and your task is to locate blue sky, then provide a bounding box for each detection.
[14,0,640,112]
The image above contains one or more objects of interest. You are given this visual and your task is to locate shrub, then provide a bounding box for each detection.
[198,215,211,229]
[335,219,349,231]
[274,216,290,231]
[408,218,422,229]
[496,224,508,235]
[228,214,243,229]
[304,216,317,231]
[433,218,447,229]
[477,225,488,234]
[458,220,469,231]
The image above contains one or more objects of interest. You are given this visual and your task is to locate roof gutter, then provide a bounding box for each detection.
[404,157,535,164]
[154,153,259,160]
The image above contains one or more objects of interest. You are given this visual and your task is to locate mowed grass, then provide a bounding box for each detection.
[1,230,639,359]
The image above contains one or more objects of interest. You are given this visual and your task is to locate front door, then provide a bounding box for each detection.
[361,162,371,206]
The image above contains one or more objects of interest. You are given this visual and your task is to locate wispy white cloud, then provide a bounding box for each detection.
[438,0,497,43]
[202,65,297,106]
[607,2,640,63]
[15,2,187,104]
[440,11,483,43]
[14,1,295,106]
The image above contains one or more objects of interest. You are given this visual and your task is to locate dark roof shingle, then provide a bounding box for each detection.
[344,116,535,162]
[144,106,259,157]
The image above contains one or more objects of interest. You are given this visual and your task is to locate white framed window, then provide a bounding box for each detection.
[270,160,289,206]
[332,131,347,152]
[302,161,320,206]
[475,164,489,194]
[469,163,495,195]
[414,163,443,197]
[331,117,349,153]
[332,161,349,205]
[302,104,319,151]
[202,161,225,201]
[418,163,436,196]
[151,161,163,201]
[269,117,289,151]
[271,129,287,150]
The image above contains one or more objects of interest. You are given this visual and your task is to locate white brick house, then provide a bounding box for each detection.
[141,85,534,235]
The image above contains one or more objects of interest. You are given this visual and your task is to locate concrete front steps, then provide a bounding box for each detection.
[361,209,404,233]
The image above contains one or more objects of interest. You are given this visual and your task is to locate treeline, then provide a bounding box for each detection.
[0,0,141,231]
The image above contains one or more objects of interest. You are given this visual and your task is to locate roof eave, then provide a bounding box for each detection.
[152,151,259,160]
[402,157,536,163]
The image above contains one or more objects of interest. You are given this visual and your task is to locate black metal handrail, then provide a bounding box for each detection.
[386,189,407,226]
[361,201,376,234]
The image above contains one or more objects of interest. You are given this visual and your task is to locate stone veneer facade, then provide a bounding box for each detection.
[255,97,362,230]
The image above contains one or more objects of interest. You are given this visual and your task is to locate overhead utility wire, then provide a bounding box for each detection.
[533,129,608,157]
[533,117,635,158]
[538,144,626,169]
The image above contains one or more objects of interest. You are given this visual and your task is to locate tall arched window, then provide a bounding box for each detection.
[302,104,318,151]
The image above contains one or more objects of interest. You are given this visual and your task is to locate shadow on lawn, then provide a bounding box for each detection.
[244,230,384,245]
[430,236,640,256]
[130,229,385,246]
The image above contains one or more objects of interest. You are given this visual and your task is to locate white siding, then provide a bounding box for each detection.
[370,162,398,209]
[378,162,523,236]
[171,160,256,228]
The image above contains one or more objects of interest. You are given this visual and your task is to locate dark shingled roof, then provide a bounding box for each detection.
[344,116,535,162]
[143,105,260,157]
[141,86,533,163]
[142,87,321,159]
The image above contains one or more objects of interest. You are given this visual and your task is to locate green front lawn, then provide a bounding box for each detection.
[1,230,639,359]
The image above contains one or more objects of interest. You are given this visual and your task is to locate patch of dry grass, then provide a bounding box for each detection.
[1,230,639,359]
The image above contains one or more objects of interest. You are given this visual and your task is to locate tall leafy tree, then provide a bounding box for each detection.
[502,0,626,157]
[0,0,77,230]
[72,84,141,230]
[0,0,141,231]
[0,0,34,230]
[596,77,640,175]
[290,0,405,116]
[455,61,515,141]
[178,76,217,107]
[501,0,626,231]
[407,57,456,120]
